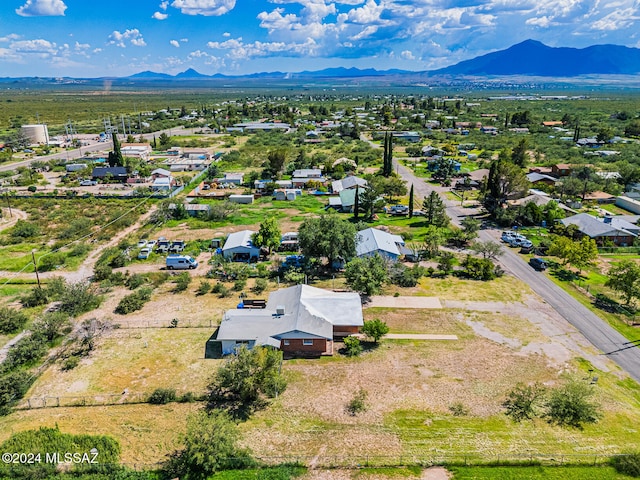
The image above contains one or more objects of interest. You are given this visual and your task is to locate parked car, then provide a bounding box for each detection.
[529,257,548,271]
[146,240,157,249]
[166,254,198,270]
[388,205,409,216]
[80,180,97,186]
[137,240,147,248]
[169,240,186,253]
[520,243,535,254]
[501,231,516,242]
[138,247,151,260]
[156,240,171,253]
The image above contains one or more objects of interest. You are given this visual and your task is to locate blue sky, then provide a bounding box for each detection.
[1,0,639,77]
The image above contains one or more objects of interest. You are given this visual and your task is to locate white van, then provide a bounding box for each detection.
[166,255,198,270]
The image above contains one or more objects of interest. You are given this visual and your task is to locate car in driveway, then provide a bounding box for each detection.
[138,247,151,260]
[137,240,147,248]
[79,179,97,186]
[501,231,516,242]
[529,257,548,271]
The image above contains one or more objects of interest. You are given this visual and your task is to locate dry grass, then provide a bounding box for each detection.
[413,276,531,302]
[364,308,474,337]
[28,328,218,397]
[0,403,198,465]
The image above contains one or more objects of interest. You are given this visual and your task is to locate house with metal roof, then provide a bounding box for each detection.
[222,230,260,262]
[206,284,363,357]
[91,166,128,182]
[331,175,367,193]
[560,213,638,246]
[356,227,406,261]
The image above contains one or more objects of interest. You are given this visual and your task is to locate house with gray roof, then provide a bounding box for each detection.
[206,284,363,357]
[526,172,557,185]
[331,175,367,193]
[356,227,406,261]
[222,230,260,262]
[560,213,638,246]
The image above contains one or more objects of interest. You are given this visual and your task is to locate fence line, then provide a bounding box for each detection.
[113,319,216,329]
[15,390,207,410]
[118,452,622,470]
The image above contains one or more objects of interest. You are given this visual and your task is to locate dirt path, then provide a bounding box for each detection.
[0,208,28,233]
[422,467,451,480]
[61,204,158,284]
[0,330,28,363]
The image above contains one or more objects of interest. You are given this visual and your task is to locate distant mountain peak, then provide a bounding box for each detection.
[430,40,640,76]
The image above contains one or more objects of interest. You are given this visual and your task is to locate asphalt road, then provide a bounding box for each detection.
[394,158,640,383]
[0,126,202,173]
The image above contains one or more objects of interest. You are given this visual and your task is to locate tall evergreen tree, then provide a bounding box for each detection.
[353,185,360,220]
[408,184,414,218]
[422,191,449,227]
[107,134,124,168]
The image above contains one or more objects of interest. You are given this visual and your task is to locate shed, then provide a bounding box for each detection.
[222,230,260,262]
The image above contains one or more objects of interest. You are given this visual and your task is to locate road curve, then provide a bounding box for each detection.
[393,157,640,383]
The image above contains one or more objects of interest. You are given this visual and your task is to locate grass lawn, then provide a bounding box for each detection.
[449,466,634,479]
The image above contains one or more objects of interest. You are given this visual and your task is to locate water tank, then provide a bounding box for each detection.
[21,124,49,145]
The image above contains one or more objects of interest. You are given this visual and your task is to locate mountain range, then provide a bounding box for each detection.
[124,40,640,81]
[2,40,640,84]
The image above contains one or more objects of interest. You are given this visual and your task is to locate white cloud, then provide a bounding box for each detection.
[171,0,236,16]
[108,29,147,48]
[16,0,67,17]
[207,36,318,59]
[152,11,169,20]
[347,0,384,24]
[400,49,415,60]
[12,38,57,54]
[223,32,231,37]
[350,25,378,40]
[170,40,180,47]
[160,1,169,9]
[180,38,189,42]
[0,34,21,43]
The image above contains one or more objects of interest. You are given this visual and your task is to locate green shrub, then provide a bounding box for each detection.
[0,307,29,335]
[148,388,177,405]
[197,280,211,295]
[58,281,102,316]
[60,356,80,371]
[448,402,470,416]
[252,278,268,294]
[174,272,191,293]
[4,333,48,370]
[503,382,547,422]
[346,388,368,416]
[114,287,153,315]
[233,279,247,291]
[611,452,640,477]
[93,264,113,282]
[0,371,34,416]
[126,273,146,290]
[20,286,48,308]
[343,336,362,357]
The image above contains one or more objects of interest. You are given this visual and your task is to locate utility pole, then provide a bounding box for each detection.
[31,250,41,288]
[4,191,12,218]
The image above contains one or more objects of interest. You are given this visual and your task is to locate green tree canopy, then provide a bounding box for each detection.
[344,254,388,296]
[252,216,281,255]
[362,319,390,343]
[606,260,640,306]
[206,346,286,420]
[298,214,356,266]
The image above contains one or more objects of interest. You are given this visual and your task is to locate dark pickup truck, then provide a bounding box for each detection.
[169,240,186,253]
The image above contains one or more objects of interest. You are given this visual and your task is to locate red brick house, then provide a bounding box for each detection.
[208,285,363,358]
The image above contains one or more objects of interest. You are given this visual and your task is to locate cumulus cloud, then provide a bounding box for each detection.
[0,34,22,43]
[400,49,415,60]
[170,40,180,47]
[171,0,236,16]
[108,29,147,48]
[153,12,169,20]
[207,36,318,59]
[16,0,67,17]
[223,32,231,37]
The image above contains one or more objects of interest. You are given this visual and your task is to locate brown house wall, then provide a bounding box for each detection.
[280,338,328,355]
[333,325,360,337]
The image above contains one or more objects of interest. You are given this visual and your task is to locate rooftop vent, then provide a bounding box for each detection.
[276,305,285,316]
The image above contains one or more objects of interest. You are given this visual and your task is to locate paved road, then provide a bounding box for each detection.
[393,157,640,383]
[0,126,203,173]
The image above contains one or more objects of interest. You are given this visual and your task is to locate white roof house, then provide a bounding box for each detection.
[356,228,405,260]
[213,285,363,356]
[151,168,172,178]
[222,230,260,261]
[331,176,368,193]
